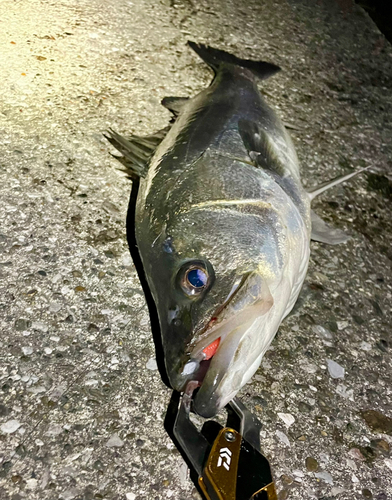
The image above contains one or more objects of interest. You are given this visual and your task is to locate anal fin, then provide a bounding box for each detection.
[311,210,350,245]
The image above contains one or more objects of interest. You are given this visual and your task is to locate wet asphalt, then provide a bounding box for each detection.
[0,0,391,499]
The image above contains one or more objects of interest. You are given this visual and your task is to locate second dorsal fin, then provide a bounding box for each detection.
[104,126,170,179]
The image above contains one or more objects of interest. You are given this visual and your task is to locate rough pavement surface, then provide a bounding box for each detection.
[1,0,391,499]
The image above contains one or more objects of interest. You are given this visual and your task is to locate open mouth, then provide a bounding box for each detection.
[181,336,221,386]
[178,271,274,417]
[180,312,255,401]
[180,274,250,385]
[183,315,257,418]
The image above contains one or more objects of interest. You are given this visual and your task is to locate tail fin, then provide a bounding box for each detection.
[188,41,281,81]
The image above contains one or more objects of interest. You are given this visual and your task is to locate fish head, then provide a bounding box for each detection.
[139,199,290,418]
[180,266,276,419]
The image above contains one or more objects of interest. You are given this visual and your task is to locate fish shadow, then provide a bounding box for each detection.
[126,179,171,388]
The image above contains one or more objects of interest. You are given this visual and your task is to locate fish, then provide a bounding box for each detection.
[105,42,368,418]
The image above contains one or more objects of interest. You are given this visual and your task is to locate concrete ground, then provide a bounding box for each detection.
[0,0,391,499]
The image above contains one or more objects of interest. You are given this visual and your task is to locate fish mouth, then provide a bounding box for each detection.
[184,314,256,418]
[178,272,274,418]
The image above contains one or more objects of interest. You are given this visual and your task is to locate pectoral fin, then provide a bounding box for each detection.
[104,127,170,179]
[238,119,286,176]
[311,210,350,245]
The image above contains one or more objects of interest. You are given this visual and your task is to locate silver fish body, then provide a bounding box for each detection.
[105,42,360,418]
[131,46,311,417]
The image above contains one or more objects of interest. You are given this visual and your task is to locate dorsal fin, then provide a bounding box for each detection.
[104,127,170,179]
[188,41,281,81]
[161,96,189,116]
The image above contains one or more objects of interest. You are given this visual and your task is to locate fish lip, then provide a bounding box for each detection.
[186,314,255,417]
[175,272,270,415]
[166,276,249,393]
[191,325,247,417]
[188,272,251,358]
[174,275,251,397]
[193,390,220,419]
[170,318,236,395]
[175,297,242,391]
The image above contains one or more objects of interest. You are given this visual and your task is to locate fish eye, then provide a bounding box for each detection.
[180,263,210,296]
[187,268,208,288]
